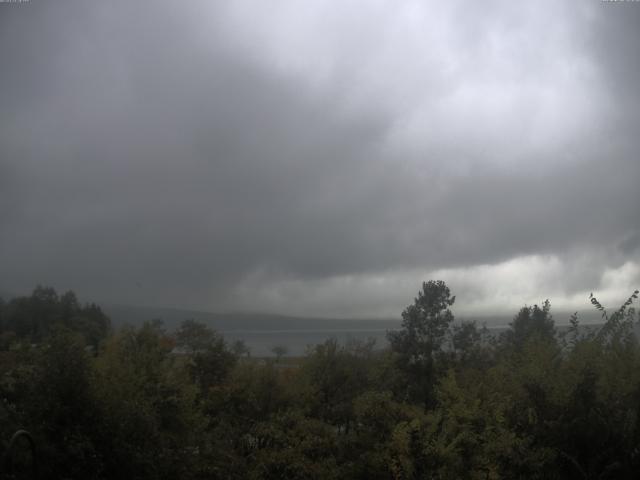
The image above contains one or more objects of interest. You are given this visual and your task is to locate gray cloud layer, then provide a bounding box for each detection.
[1,0,639,316]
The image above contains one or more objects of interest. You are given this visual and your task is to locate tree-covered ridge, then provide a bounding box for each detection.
[0,283,638,479]
[0,286,110,348]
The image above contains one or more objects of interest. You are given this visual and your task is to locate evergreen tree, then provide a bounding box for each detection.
[387,280,455,409]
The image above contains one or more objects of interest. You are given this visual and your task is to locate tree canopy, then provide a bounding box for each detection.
[0,283,639,479]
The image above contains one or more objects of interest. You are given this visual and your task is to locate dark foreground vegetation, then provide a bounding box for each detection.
[0,282,639,479]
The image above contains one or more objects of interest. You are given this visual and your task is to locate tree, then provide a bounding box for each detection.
[174,319,237,392]
[175,319,216,354]
[387,280,455,409]
[451,320,492,367]
[94,322,202,479]
[504,300,556,349]
[0,287,110,347]
[301,338,375,429]
[27,330,102,479]
[271,345,288,362]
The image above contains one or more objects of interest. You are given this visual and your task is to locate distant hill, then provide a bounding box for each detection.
[103,304,605,334]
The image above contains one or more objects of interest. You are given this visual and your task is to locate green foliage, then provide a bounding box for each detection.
[389,280,456,357]
[174,319,237,394]
[92,321,203,479]
[504,299,556,350]
[0,284,639,479]
[300,338,376,428]
[591,290,639,344]
[387,280,455,409]
[0,286,110,347]
[451,320,494,368]
[247,410,341,480]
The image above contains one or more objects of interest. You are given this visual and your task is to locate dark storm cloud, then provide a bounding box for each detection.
[589,2,640,108]
[0,0,394,305]
[1,0,638,314]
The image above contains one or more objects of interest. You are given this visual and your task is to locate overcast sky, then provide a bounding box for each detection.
[1,0,639,319]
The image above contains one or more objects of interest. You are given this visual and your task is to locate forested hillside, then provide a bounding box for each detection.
[0,282,639,479]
